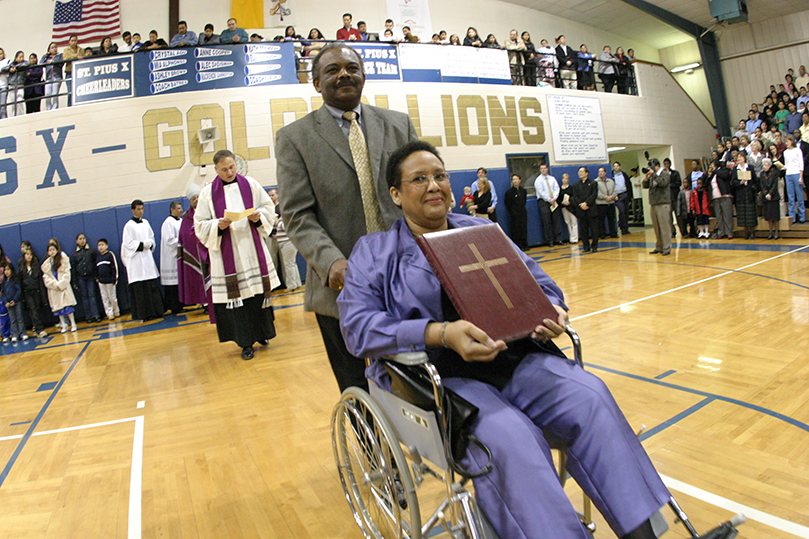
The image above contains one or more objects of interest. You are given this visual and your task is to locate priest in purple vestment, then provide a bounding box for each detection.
[337,140,671,539]
[178,183,214,323]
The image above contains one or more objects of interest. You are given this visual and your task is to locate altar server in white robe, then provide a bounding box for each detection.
[160,201,183,314]
[121,200,165,321]
[195,149,280,360]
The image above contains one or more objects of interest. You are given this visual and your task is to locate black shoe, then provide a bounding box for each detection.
[257,339,269,346]
[548,242,555,248]
[241,346,254,360]
[661,249,671,256]
[591,247,598,253]
[649,249,661,254]
[767,233,774,240]
[610,234,618,238]
[582,247,591,253]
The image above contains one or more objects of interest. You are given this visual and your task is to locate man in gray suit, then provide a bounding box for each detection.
[276,43,418,392]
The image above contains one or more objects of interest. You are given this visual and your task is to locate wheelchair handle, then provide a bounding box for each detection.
[565,324,583,368]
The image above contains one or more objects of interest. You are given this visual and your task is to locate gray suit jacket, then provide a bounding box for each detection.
[276,103,418,318]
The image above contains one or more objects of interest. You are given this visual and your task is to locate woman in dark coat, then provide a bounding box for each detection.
[520,32,537,87]
[759,157,781,239]
[614,47,632,94]
[707,160,734,239]
[23,53,44,114]
[504,173,528,250]
[731,153,759,239]
[463,27,482,47]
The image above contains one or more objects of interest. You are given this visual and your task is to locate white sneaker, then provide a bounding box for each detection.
[3,337,9,343]
[71,324,78,333]
[21,334,28,341]
[11,337,17,342]
[60,324,68,333]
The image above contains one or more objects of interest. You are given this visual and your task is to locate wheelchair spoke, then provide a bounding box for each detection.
[332,388,422,539]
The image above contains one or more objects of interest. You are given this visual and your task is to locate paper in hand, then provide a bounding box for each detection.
[224,208,255,221]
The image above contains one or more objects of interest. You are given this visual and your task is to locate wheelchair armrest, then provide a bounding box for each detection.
[383,351,431,366]
[565,325,583,368]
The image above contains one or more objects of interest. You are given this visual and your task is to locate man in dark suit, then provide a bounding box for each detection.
[612,161,633,235]
[555,35,577,89]
[276,43,418,393]
[664,158,682,238]
[572,166,599,253]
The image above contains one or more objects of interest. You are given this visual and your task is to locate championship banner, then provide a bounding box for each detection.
[72,55,134,104]
[74,43,298,103]
[386,0,432,40]
[348,43,401,81]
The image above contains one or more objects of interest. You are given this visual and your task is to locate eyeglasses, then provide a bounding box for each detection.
[401,172,451,187]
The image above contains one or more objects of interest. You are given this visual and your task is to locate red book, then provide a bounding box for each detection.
[415,223,558,343]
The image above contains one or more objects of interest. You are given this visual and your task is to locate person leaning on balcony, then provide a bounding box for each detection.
[220,18,249,44]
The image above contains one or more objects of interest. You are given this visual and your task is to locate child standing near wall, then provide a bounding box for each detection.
[0,244,11,340]
[0,265,9,341]
[71,233,101,323]
[2,264,26,341]
[18,249,49,338]
[95,239,120,320]
[690,177,712,239]
[42,239,78,333]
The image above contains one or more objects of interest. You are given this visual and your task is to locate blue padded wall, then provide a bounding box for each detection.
[19,220,53,259]
[0,224,22,260]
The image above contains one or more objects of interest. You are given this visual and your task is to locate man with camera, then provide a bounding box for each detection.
[642,158,671,256]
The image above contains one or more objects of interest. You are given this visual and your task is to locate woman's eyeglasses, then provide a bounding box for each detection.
[402,173,451,186]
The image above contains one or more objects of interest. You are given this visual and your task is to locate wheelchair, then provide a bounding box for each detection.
[331,325,744,539]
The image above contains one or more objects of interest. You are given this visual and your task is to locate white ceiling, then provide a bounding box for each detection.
[502,0,795,50]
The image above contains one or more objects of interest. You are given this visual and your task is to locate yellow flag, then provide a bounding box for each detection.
[231,0,264,29]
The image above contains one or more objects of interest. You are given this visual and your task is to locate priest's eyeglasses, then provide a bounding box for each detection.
[402,172,451,187]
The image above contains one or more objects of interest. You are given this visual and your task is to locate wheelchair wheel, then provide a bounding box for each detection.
[332,386,422,539]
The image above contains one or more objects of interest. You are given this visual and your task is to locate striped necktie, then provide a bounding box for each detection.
[342,110,384,233]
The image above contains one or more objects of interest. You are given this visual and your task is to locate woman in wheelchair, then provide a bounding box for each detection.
[336,140,672,539]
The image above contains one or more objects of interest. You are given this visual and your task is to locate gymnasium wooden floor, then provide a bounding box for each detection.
[1,226,808,539]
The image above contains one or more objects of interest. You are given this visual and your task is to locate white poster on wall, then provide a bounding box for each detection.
[387,0,432,41]
[546,94,608,162]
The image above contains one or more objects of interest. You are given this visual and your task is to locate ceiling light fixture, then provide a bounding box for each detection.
[607,146,626,152]
[670,62,701,73]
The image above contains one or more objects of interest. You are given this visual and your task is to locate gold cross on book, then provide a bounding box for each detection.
[458,243,514,308]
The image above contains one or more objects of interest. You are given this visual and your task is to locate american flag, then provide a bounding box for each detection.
[52,0,121,46]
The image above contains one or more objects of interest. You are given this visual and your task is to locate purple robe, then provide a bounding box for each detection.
[178,208,214,323]
[337,213,670,539]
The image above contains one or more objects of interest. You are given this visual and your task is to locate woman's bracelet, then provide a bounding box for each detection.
[440,321,449,348]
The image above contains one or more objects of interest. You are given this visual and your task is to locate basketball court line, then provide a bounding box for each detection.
[571,245,809,321]
[661,475,809,538]
[0,416,144,539]
[567,244,809,537]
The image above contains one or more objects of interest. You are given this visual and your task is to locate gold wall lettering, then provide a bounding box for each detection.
[230,101,270,161]
[488,96,520,145]
[519,97,545,144]
[187,104,227,166]
[143,108,185,172]
[407,95,443,147]
[457,95,489,146]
